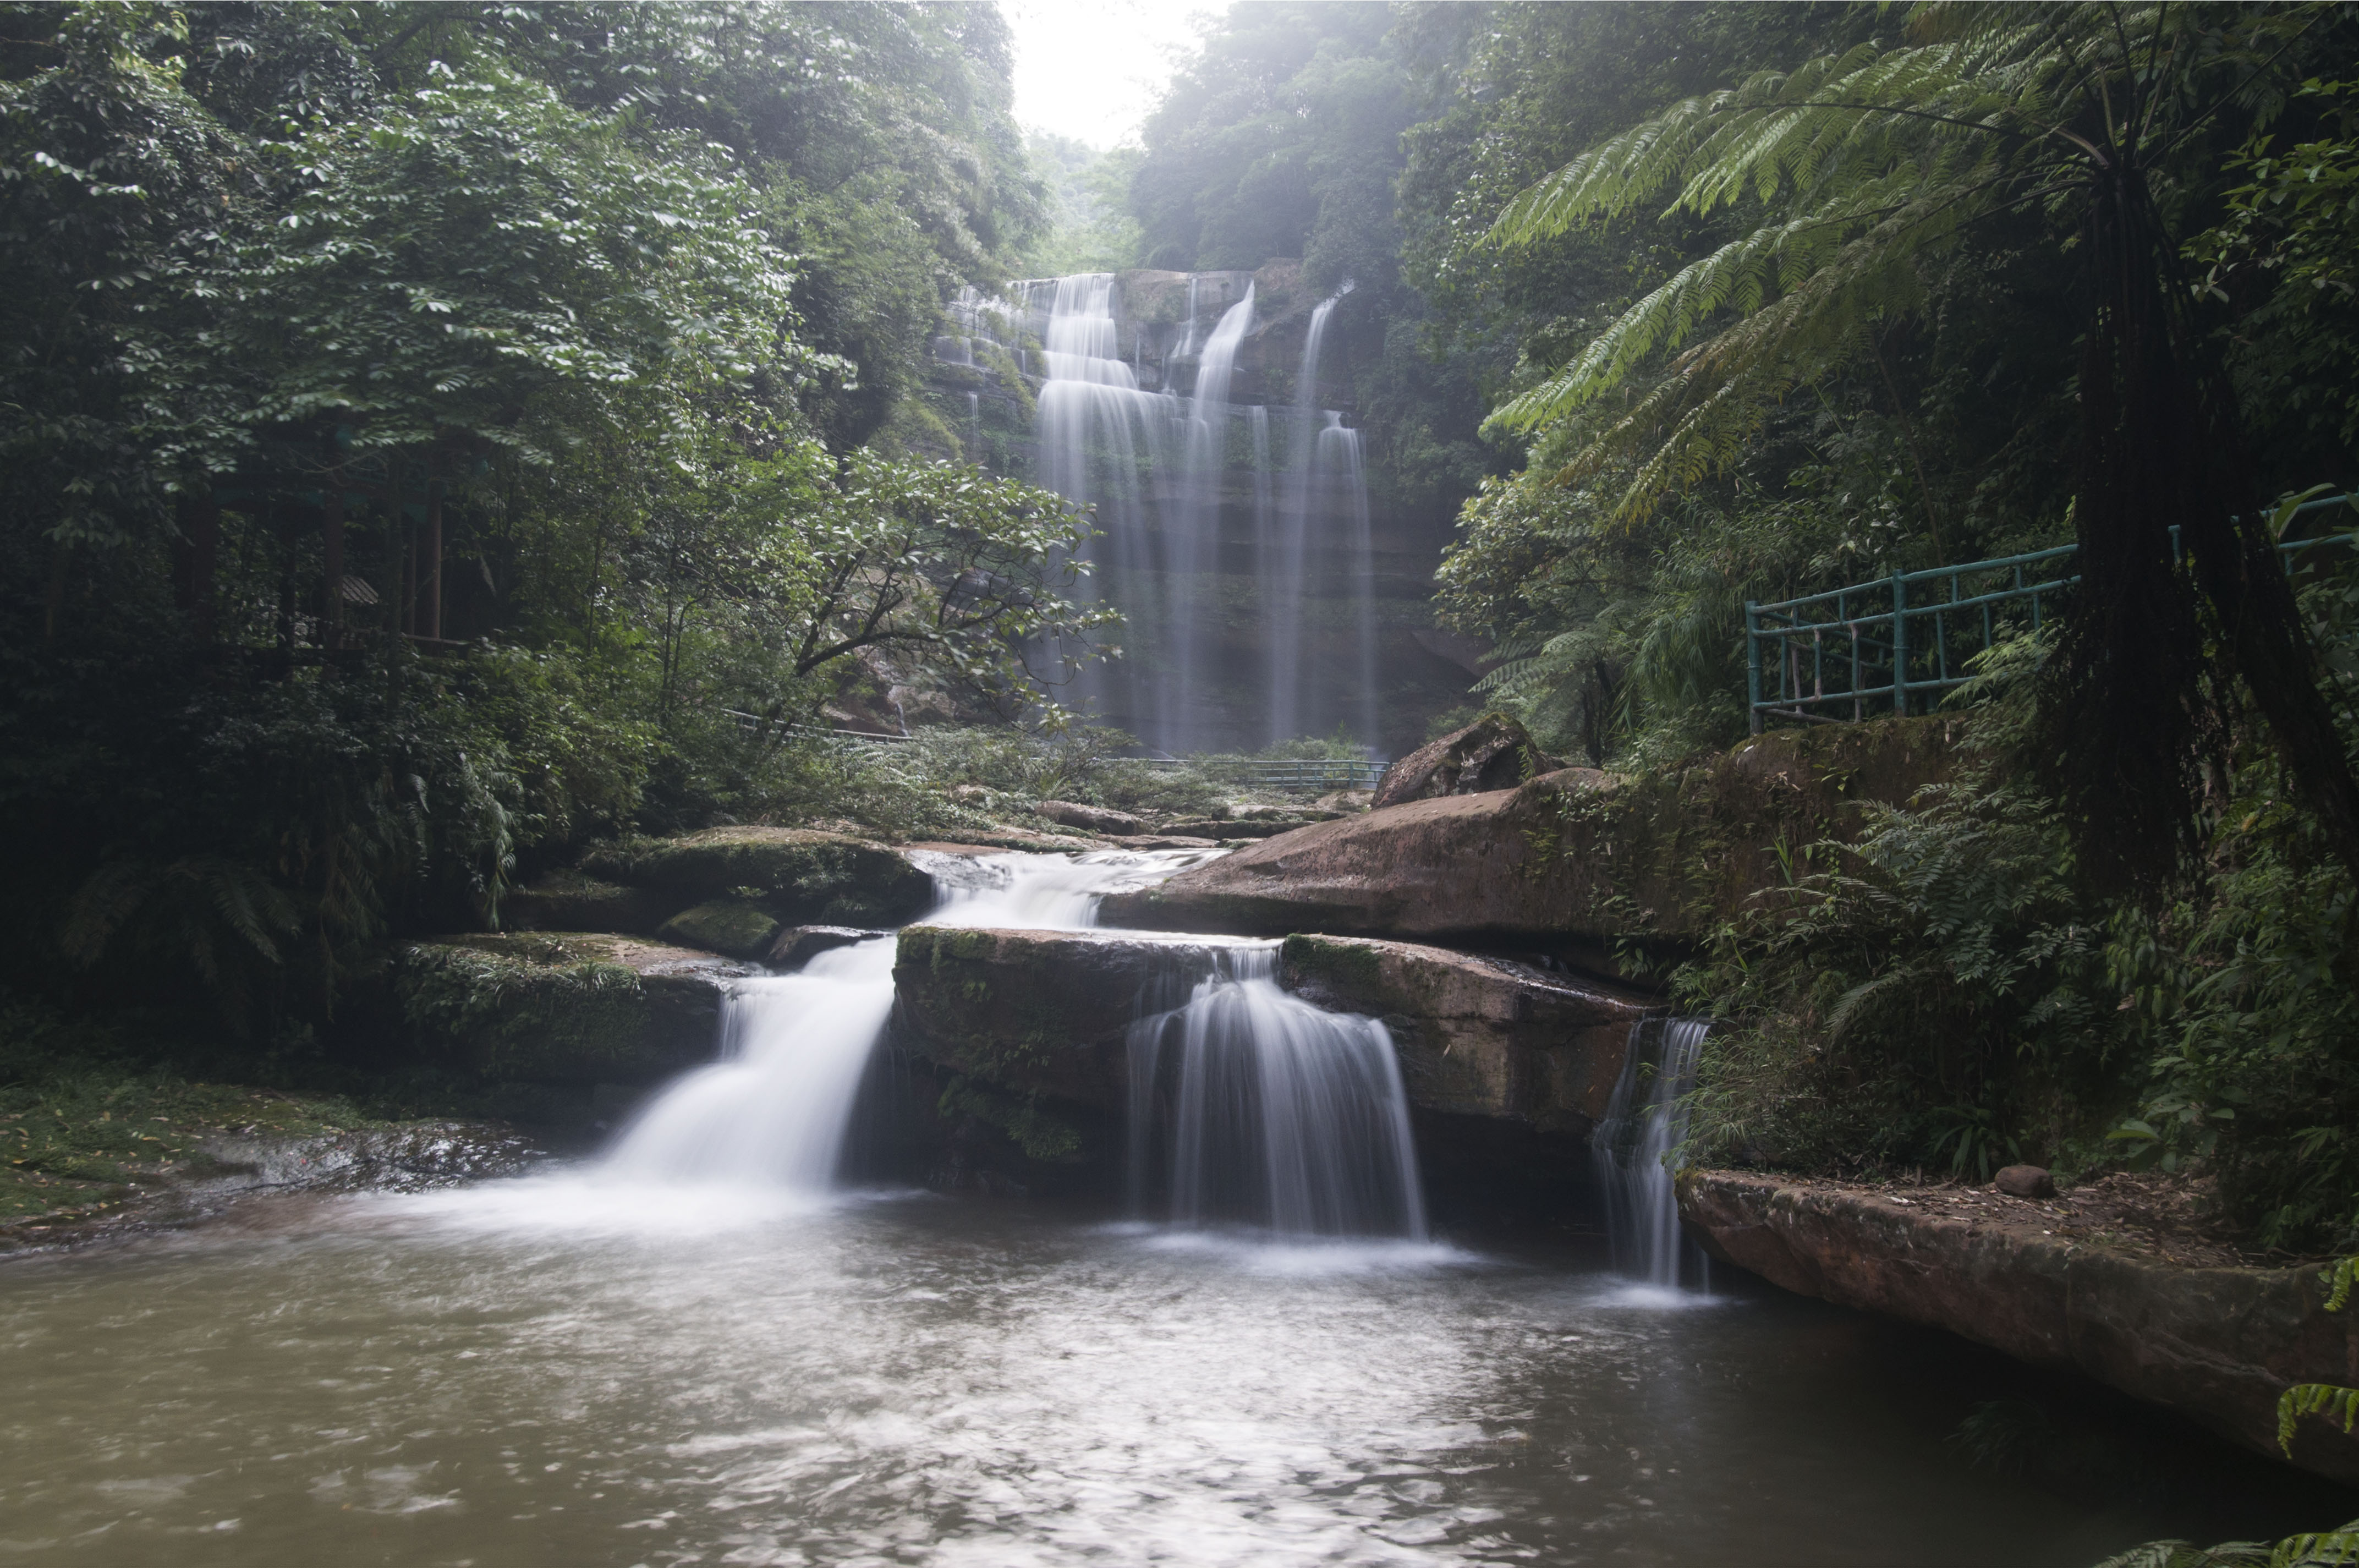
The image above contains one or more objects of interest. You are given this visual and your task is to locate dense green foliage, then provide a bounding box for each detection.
[0,2,1097,1042]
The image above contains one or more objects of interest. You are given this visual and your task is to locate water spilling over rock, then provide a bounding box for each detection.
[600,849,1213,1192]
[1126,945,1428,1240]
[1592,1016,1712,1290]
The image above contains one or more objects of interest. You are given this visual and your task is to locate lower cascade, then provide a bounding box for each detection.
[602,849,1211,1192]
[1125,945,1428,1240]
[1592,1016,1712,1290]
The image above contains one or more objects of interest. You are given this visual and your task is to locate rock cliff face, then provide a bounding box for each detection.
[1679,1170,2359,1485]
[1100,715,1965,957]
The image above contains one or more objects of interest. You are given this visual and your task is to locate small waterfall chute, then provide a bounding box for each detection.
[1591,1017,1713,1291]
[600,848,1217,1195]
[1126,946,1427,1241]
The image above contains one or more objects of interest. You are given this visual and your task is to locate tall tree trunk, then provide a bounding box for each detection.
[2043,164,2359,894]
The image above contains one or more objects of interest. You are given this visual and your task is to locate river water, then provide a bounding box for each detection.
[0,848,2336,1562]
[0,1181,2312,1566]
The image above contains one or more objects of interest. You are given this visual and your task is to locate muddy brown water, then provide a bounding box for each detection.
[0,1176,2339,1566]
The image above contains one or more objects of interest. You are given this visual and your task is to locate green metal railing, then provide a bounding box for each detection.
[1746,495,2359,732]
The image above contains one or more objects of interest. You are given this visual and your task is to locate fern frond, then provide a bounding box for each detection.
[2279,1384,2359,1457]
[2272,1521,2359,1568]
[2320,1255,2358,1313]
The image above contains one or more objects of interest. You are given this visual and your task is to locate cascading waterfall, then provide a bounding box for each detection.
[601,849,1208,1193]
[969,272,1381,754]
[1267,289,1343,745]
[1168,287,1254,739]
[1026,273,1180,738]
[1314,411,1382,752]
[1125,946,1427,1240]
[1590,1017,1713,1290]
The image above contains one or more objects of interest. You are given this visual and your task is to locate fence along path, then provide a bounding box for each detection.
[1746,494,2359,732]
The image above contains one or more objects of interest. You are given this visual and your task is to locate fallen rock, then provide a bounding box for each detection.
[1104,835,1224,851]
[580,826,935,928]
[1678,1169,2359,1485]
[768,924,886,969]
[1033,799,1144,835]
[1279,934,1653,1130]
[657,899,781,960]
[1102,715,1965,949]
[393,933,755,1088]
[1995,1163,2056,1199]
[1372,713,1563,810]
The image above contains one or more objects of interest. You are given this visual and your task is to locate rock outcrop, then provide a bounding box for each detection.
[580,826,936,929]
[1101,715,1964,953]
[1034,799,1145,836]
[768,924,886,968]
[657,900,781,960]
[500,870,668,935]
[1372,713,1562,810]
[891,925,1647,1132]
[1280,935,1652,1131]
[391,933,755,1092]
[1678,1169,2359,1485]
[891,926,1245,1110]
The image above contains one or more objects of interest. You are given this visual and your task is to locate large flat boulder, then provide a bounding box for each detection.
[580,826,936,928]
[1100,715,1963,949]
[891,926,1246,1109]
[1279,935,1652,1130]
[392,933,755,1088]
[1680,1170,2359,1485]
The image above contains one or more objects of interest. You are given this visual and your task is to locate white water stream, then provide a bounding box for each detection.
[1591,1017,1714,1293]
[1127,945,1427,1240]
[601,849,1214,1194]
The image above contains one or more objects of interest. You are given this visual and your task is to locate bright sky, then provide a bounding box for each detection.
[1003,0,1211,149]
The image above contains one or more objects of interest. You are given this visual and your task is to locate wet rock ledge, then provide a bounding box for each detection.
[1678,1169,2359,1485]
[891,925,1652,1131]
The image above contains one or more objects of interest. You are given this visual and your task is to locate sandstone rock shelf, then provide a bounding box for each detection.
[1678,1168,2359,1485]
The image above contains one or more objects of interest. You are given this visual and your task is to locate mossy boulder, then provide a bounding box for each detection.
[657,900,782,961]
[499,871,668,935]
[890,925,1242,1110]
[1102,714,1966,955]
[392,933,755,1088]
[580,826,935,928]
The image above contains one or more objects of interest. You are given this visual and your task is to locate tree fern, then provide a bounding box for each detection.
[1482,1,2359,896]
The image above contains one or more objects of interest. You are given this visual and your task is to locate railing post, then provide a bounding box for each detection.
[1746,600,1762,734]
[1890,572,1908,717]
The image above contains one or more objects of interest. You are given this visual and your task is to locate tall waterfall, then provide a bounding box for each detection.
[1126,946,1428,1240]
[954,272,1383,755]
[602,850,1208,1192]
[1591,1017,1712,1290]
[1168,286,1253,743]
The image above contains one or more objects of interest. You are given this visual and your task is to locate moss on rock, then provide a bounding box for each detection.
[393,934,751,1086]
[657,900,782,960]
[580,826,934,928]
